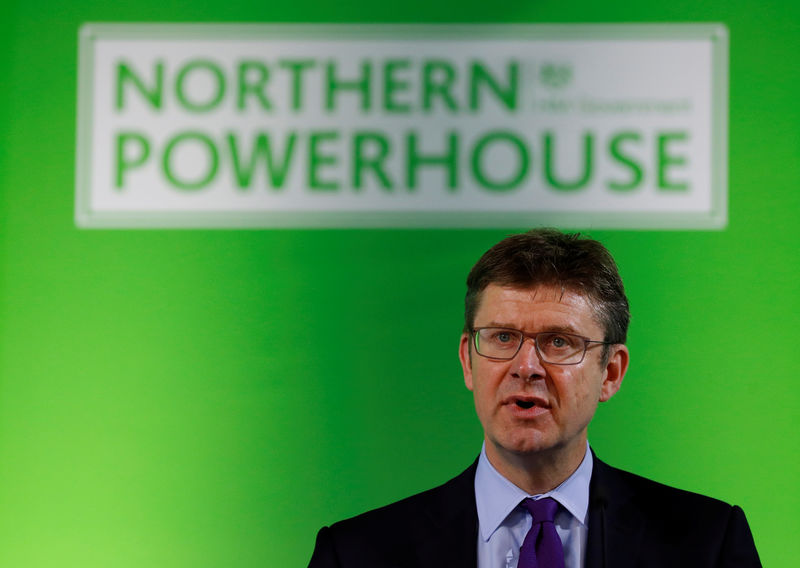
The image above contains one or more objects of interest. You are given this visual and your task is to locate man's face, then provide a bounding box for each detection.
[459,284,628,469]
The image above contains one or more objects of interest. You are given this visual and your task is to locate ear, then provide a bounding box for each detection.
[599,344,629,402]
[459,333,474,391]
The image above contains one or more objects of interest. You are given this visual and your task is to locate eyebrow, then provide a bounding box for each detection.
[483,322,583,334]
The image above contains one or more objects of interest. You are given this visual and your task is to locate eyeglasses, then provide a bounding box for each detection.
[471,327,611,365]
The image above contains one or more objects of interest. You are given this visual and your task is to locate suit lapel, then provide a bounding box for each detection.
[585,455,646,568]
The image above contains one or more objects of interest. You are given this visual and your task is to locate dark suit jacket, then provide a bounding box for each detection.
[309,455,761,567]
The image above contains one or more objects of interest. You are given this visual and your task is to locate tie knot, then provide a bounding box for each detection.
[518,497,565,568]
[522,497,559,523]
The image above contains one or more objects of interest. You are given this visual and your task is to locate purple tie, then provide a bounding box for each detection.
[518,497,565,568]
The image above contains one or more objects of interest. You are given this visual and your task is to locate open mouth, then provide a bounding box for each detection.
[508,396,549,411]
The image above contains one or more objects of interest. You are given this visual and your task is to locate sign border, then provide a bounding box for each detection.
[75,23,729,230]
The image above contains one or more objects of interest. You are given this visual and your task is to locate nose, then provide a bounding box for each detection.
[510,336,547,380]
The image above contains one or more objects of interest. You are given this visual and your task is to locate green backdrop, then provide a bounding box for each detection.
[1,1,797,566]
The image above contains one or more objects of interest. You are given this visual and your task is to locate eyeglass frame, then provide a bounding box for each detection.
[469,326,614,365]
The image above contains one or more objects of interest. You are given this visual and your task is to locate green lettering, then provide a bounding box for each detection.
[237,61,272,111]
[383,59,411,113]
[544,132,593,191]
[469,60,518,112]
[422,61,458,112]
[116,61,163,111]
[406,132,458,190]
[227,132,296,189]
[308,131,340,191]
[115,132,150,188]
[162,132,218,190]
[353,132,393,190]
[175,60,226,113]
[657,132,689,190]
[278,59,316,112]
[607,132,643,191]
[325,61,371,112]
[471,131,529,191]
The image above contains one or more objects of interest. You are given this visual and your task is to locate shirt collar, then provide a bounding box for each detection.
[474,442,593,542]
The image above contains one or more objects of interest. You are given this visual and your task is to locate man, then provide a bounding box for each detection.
[309,229,760,567]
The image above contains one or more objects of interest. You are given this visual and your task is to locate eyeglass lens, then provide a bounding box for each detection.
[474,328,586,364]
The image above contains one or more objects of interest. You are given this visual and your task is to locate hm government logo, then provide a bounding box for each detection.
[539,63,572,89]
[76,24,728,229]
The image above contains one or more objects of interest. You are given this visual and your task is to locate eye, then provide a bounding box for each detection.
[494,331,513,343]
[481,328,520,350]
[541,333,580,350]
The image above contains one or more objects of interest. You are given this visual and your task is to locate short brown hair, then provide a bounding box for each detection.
[464,229,630,345]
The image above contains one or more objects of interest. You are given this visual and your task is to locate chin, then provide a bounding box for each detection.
[497,432,556,456]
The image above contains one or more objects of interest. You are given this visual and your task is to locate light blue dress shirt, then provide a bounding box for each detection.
[474,442,593,568]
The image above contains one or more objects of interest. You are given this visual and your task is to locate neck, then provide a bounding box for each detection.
[484,440,587,495]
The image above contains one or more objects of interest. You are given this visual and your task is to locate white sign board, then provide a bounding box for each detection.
[76,24,728,229]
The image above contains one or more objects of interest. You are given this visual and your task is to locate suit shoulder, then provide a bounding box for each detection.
[591,459,760,566]
[309,462,479,567]
[602,461,736,510]
[329,484,439,533]
[325,460,476,537]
